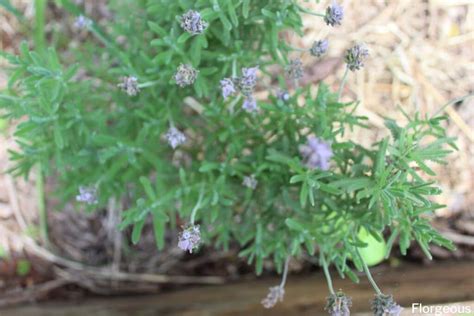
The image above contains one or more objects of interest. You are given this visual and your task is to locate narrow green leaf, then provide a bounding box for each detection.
[285,218,305,232]
[140,176,156,200]
[242,0,250,18]
[374,137,388,176]
[131,219,146,245]
[177,32,192,44]
[152,213,165,250]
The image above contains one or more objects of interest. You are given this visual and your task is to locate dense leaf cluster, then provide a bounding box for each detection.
[0,0,454,280]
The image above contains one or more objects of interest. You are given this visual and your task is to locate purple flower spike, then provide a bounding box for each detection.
[276,89,290,102]
[325,291,352,316]
[174,64,198,87]
[324,1,344,27]
[242,175,258,189]
[345,43,369,71]
[242,97,258,113]
[74,15,92,29]
[178,224,201,253]
[180,10,208,35]
[76,186,98,205]
[310,39,329,57]
[261,286,285,309]
[165,127,186,149]
[220,78,236,100]
[286,58,304,82]
[118,76,140,96]
[371,294,403,316]
[239,66,259,96]
[299,136,333,170]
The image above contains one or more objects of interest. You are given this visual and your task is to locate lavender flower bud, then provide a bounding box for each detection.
[118,76,140,96]
[261,286,285,309]
[345,43,369,71]
[371,294,403,316]
[178,224,201,253]
[325,291,352,316]
[276,89,290,102]
[76,186,98,205]
[174,64,198,87]
[239,66,259,97]
[180,10,208,35]
[242,96,258,113]
[299,136,333,170]
[242,175,258,189]
[324,2,344,27]
[286,58,304,82]
[165,127,186,149]
[74,15,92,29]
[220,78,236,100]
[310,39,329,57]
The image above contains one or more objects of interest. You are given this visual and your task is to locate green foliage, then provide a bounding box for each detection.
[16,259,31,276]
[0,0,456,278]
[0,245,9,259]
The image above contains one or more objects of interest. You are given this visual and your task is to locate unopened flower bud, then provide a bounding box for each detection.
[180,10,208,35]
[325,291,352,316]
[76,186,98,205]
[118,76,140,96]
[345,43,369,71]
[178,224,201,253]
[324,2,344,27]
[299,136,333,170]
[174,64,198,87]
[371,294,403,316]
[310,39,329,57]
[165,127,186,149]
[261,286,285,309]
[286,58,304,82]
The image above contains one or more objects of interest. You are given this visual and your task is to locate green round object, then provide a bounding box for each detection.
[357,228,387,267]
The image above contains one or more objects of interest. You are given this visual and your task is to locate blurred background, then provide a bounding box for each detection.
[1,0,473,315]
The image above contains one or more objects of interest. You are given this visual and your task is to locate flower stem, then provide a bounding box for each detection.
[190,186,205,224]
[138,80,160,88]
[228,94,242,114]
[337,66,349,101]
[37,163,49,248]
[34,0,47,53]
[296,5,326,17]
[279,256,291,288]
[232,59,237,78]
[321,252,335,295]
[431,92,474,118]
[357,248,383,295]
[284,44,308,52]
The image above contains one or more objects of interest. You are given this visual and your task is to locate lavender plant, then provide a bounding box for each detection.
[0,0,461,314]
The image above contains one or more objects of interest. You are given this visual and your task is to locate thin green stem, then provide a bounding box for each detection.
[337,66,349,101]
[34,0,47,53]
[320,252,335,295]
[190,186,205,224]
[165,89,178,125]
[137,80,160,88]
[357,248,383,295]
[279,256,291,288]
[284,44,308,52]
[296,4,326,17]
[232,59,237,78]
[228,94,242,114]
[37,164,49,247]
[431,92,474,118]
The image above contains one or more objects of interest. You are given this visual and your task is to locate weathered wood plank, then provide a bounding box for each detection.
[1,261,473,316]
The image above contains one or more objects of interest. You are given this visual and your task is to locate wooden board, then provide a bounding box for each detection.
[0,260,473,316]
